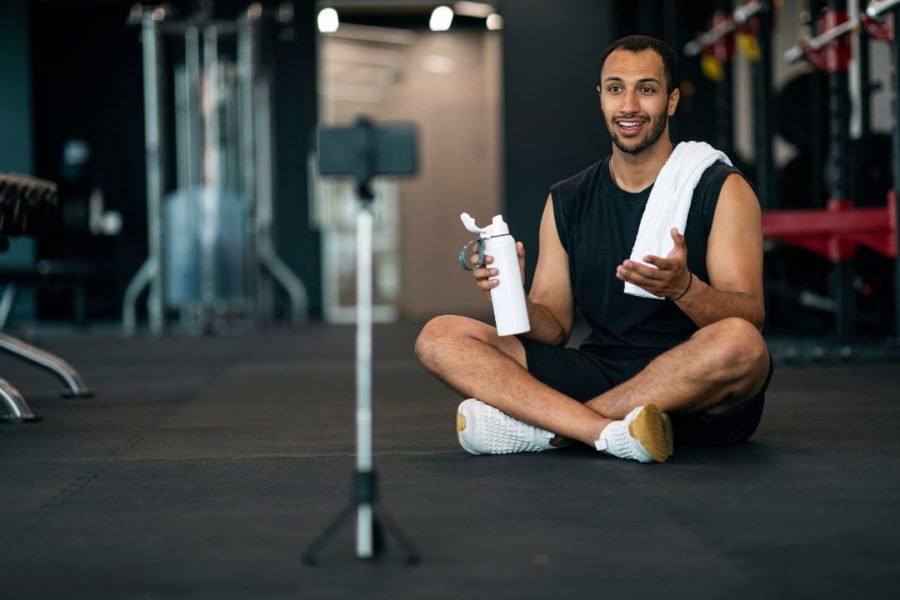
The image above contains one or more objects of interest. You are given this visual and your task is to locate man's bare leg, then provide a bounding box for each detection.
[415,315,611,446]
[584,317,771,420]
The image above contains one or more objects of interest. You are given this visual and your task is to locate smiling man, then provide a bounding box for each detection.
[415,35,773,463]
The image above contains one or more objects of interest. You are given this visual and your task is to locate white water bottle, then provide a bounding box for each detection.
[460,213,531,336]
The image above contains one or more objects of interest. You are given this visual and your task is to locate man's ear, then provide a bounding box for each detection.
[668,87,680,117]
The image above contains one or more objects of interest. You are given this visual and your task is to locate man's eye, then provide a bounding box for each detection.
[641,87,655,94]
[608,86,622,93]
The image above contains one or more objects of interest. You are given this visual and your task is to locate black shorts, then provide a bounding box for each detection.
[518,338,773,448]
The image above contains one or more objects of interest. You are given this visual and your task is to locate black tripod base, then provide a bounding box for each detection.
[303,470,419,565]
[302,502,420,565]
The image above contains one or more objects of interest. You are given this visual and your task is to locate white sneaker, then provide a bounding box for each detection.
[456,398,563,455]
[594,405,674,463]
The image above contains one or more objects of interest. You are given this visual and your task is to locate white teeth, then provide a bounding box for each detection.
[619,121,640,127]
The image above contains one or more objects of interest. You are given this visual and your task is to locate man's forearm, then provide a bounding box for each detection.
[522,298,570,346]
[674,275,764,330]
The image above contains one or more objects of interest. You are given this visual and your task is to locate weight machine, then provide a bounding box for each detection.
[684,0,777,209]
[767,0,898,340]
[123,4,308,335]
[687,0,900,344]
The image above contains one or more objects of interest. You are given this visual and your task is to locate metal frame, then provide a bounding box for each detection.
[867,0,900,340]
[751,1,776,210]
[123,5,307,335]
[0,378,38,423]
[0,332,92,398]
[768,0,899,339]
[683,0,776,208]
[683,0,767,57]
[124,9,166,336]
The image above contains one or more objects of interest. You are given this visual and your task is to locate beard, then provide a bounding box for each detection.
[607,110,668,155]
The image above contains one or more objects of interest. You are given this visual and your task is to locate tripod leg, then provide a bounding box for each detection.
[302,502,354,565]
[374,507,421,565]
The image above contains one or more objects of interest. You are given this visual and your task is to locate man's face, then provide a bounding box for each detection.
[599,49,680,155]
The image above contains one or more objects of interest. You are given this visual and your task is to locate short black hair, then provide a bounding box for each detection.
[598,35,679,95]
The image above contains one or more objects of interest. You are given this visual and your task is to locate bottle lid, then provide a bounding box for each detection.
[460,212,509,238]
[489,215,509,236]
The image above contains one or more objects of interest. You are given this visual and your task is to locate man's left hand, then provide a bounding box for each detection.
[616,227,691,299]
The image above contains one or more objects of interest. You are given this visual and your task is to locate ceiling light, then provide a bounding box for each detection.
[317,7,339,33]
[486,13,503,31]
[429,6,454,32]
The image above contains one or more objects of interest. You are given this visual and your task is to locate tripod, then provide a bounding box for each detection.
[304,118,419,564]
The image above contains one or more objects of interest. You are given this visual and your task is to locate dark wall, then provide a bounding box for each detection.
[29,0,145,318]
[0,0,37,320]
[502,0,615,285]
[272,4,321,318]
[0,0,33,175]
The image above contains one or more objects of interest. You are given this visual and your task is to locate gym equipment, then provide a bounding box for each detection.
[684,0,777,209]
[0,173,92,423]
[124,4,308,335]
[785,3,894,66]
[868,0,900,339]
[765,0,899,339]
[303,116,419,564]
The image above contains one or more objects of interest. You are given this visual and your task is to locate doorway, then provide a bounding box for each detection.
[314,3,503,323]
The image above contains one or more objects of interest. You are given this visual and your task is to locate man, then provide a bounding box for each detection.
[415,35,772,464]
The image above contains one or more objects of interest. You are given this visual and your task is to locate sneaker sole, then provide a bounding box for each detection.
[661,412,674,458]
[456,403,480,455]
[457,410,467,436]
[628,405,673,463]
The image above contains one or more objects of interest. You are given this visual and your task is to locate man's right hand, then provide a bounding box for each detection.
[471,242,526,303]
[471,252,498,303]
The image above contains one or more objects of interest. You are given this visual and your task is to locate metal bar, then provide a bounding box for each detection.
[0,284,17,330]
[122,257,156,335]
[0,332,91,397]
[762,207,892,233]
[258,250,308,325]
[200,26,220,310]
[123,11,165,335]
[238,13,259,323]
[867,0,900,18]
[752,5,776,208]
[253,74,308,324]
[255,75,276,321]
[827,0,855,338]
[185,25,202,190]
[143,11,165,335]
[849,0,866,139]
[0,378,38,422]
[891,3,900,341]
[355,204,374,559]
[784,16,859,64]
[684,0,766,56]
[238,17,256,209]
[715,0,735,157]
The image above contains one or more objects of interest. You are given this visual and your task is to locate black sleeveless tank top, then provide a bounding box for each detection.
[549,156,741,359]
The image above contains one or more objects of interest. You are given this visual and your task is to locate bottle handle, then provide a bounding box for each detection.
[458,237,485,271]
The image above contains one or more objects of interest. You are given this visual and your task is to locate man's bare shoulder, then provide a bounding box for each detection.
[718,172,761,212]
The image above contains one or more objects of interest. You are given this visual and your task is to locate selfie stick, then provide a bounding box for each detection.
[303,116,419,564]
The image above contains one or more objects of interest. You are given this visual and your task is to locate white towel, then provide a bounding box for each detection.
[624,141,732,300]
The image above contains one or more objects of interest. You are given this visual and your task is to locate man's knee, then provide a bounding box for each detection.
[695,317,768,383]
[415,315,483,369]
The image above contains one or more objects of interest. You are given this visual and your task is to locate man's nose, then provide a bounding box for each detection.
[620,89,639,113]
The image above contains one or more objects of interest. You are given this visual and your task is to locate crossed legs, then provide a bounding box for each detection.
[415,315,770,449]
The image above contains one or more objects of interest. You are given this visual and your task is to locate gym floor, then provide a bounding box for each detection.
[1,322,898,598]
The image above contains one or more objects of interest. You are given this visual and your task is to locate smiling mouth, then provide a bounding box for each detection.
[615,120,646,137]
